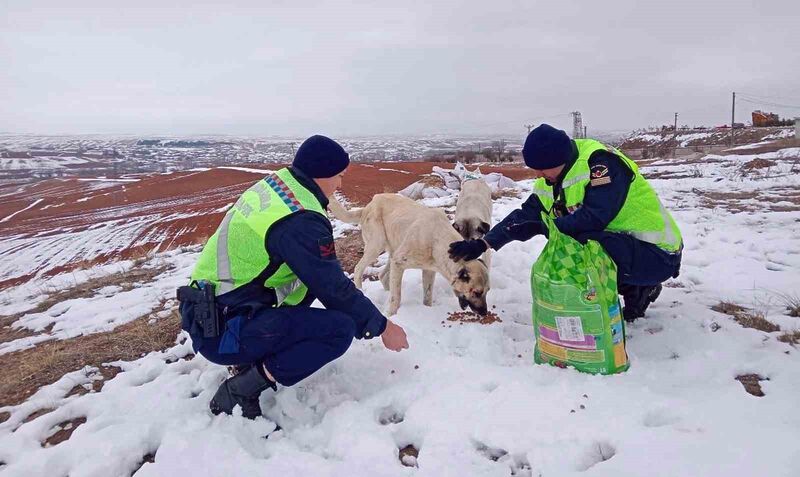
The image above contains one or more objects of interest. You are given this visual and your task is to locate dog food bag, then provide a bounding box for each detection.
[530,214,629,375]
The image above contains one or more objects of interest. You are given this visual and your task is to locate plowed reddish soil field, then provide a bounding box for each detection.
[0,162,534,289]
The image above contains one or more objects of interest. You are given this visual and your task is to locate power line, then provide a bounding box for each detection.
[737,97,800,110]
[736,92,800,103]
[738,92,799,102]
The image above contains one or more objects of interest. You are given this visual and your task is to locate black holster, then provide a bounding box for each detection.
[177,280,220,338]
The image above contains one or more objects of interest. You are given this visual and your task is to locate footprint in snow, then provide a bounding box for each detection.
[377,406,404,425]
[576,441,616,471]
[473,441,533,476]
[642,408,682,428]
[473,439,509,462]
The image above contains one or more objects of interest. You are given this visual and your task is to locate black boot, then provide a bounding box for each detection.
[647,284,663,306]
[622,284,663,323]
[210,364,276,419]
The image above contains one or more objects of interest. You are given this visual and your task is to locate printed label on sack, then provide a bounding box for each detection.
[613,343,627,367]
[556,316,585,342]
[538,338,567,360]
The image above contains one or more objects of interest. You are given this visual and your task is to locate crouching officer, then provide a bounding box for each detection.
[178,135,409,420]
[449,124,682,322]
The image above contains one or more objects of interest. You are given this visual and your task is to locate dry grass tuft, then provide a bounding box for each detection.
[0,306,180,408]
[735,374,768,397]
[711,301,780,333]
[741,158,777,171]
[778,293,800,318]
[711,301,748,316]
[777,330,800,346]
[0,315,41,345]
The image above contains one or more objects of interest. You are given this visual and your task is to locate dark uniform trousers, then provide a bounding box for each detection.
[181,299,356,387]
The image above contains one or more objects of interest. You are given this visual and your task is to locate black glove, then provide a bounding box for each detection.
[448,239,488,262]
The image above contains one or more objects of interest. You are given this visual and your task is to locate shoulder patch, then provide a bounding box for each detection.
[317,236,337,260]
[590,164,609,178]
[590,164,611,187]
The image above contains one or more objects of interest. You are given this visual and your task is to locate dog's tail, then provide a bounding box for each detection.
[327,195,363,224]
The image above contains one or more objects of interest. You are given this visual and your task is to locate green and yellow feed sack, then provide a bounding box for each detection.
[531,214,629,375]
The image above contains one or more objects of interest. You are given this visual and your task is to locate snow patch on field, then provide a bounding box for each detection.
[0,156,88,170]
[677,132,713,146]
[77,178,141,183]
[0,198,43,223]
[218,166,275,174]
[378,168,412,174]
[763,128,795,140]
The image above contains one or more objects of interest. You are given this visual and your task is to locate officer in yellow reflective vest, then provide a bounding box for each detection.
[179,135,408,420]
[449,124,682,322]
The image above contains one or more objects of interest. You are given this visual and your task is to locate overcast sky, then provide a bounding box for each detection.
[1,0,798,137]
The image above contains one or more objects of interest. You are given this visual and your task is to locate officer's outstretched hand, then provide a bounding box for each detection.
[381,320,409,352]
[448,239,488,262]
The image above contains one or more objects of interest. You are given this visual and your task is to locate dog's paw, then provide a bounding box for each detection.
[385,304,400,316]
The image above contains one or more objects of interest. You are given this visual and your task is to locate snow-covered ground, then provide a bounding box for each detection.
[621,127,794,150]
[1,148,799,476]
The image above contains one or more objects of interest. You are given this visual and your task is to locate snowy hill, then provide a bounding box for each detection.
[619,126,794,150]
[1,147,799,476]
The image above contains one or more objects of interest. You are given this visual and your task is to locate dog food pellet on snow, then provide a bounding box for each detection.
[446,311,502,325]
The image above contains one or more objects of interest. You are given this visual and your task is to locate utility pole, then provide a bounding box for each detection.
[730,92,736,146]
[571,111,583,139]
[524,124,534,134]
[583,126,587,138]
[672,112,679,158]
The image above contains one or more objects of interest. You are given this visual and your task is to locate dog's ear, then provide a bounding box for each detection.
[458,268,470,282]
[477,221,490,235]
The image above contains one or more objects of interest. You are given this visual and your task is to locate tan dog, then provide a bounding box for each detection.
[328,194,490,316]
[453,179,493,268]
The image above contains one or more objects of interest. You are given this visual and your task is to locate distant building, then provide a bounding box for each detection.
[752,110,781,127]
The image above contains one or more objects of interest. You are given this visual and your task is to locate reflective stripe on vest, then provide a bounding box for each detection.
[275,279,304,304]
[561,173,590,189]
[216,211,236,294]
[628,201,679,250]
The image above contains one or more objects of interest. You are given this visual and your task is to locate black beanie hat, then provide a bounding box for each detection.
[522,124,573,170]
[292,135,350,178]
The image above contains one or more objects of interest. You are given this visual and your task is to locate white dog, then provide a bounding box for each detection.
[328,194,490,316]
[453,179,493,268]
